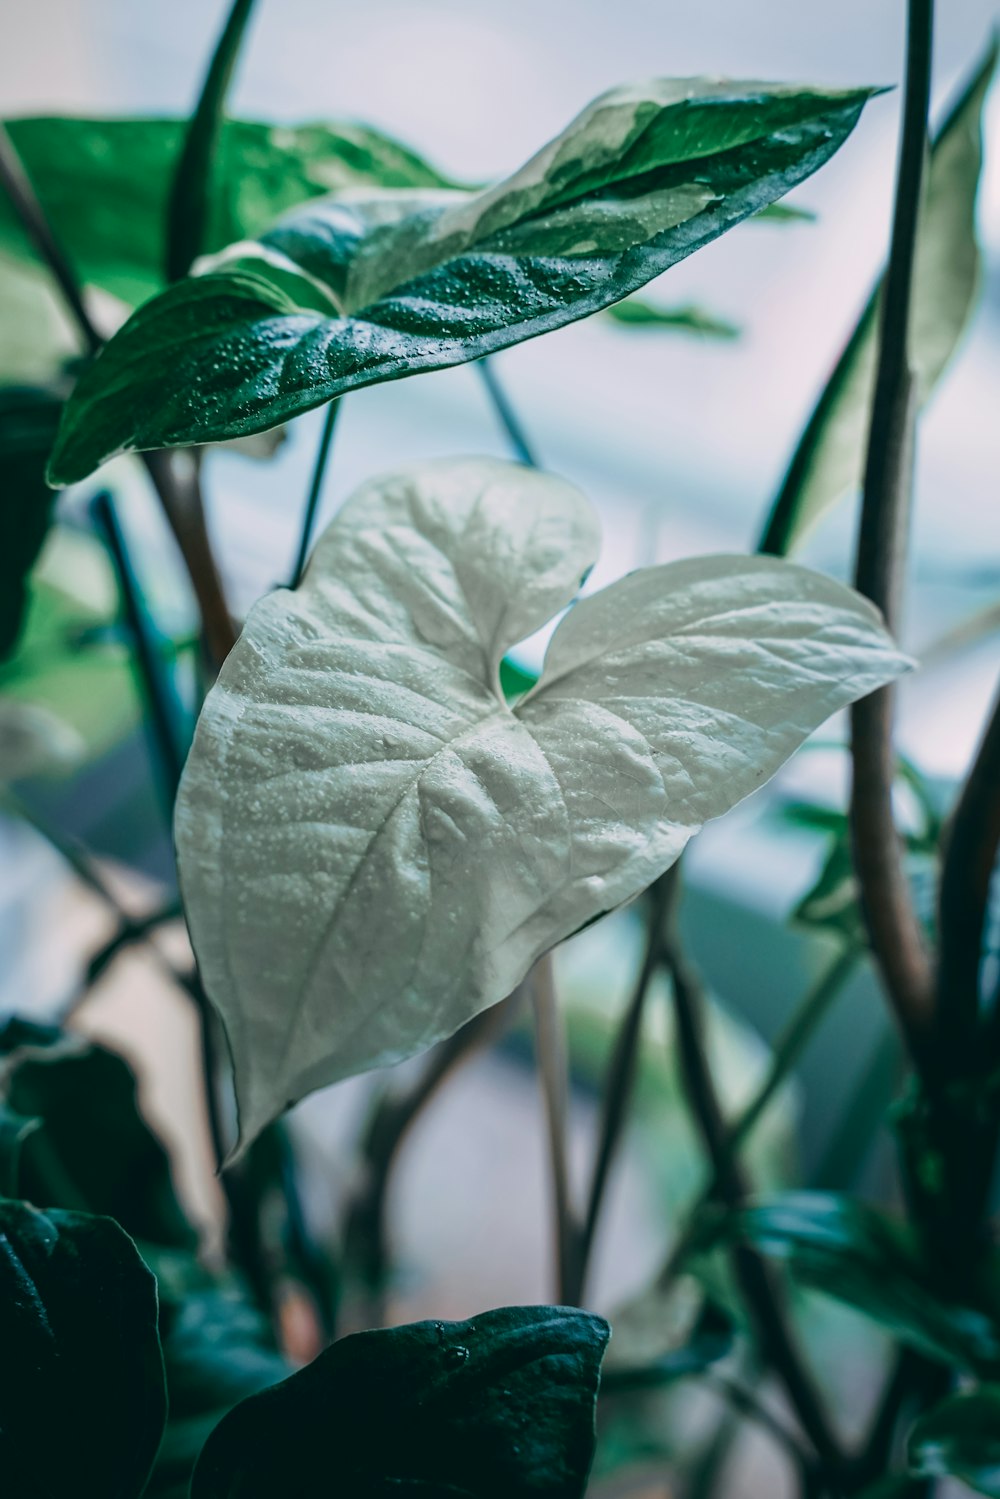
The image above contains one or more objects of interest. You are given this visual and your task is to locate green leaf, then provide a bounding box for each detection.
[174,457,908,1150]
[909,1386,1000,1496]
[1,115,456,310]
[603,297,740,337]
[191,1305,609,1498]
[48,79,875,481]
[147,1282,292,1499]
[759,35,998,555]
[0,1016,196,1248]
[0,253,81,384]
[0,1197,166,1499]
[601,1278,732,1391]
[0,387,63,660]
[697,1191,1000,1369]
[165,0,258,282]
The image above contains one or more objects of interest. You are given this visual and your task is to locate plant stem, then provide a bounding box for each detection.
[477,358,539,468]
[939,674,1000,1064]
[849,0,936,1070]
[569,887,667,1305]
[290,400,341,588]
[532,952,584,1301]
[0,122,102,355]
[660,866,844,1472]
[0,121,236,670]
[165,0,257,282]
[340,993,519,1327]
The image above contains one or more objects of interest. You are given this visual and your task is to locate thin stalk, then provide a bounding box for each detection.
[0,122,236,670]
[939,674,1000,1064]
[569,886,668,1305]
[165,0,257,282]
[477,359,539,468]
[849,0,936,1068]
[660,867,844,1472]
[532,952,584,1301]
[90,490,188,809]
[701,1369,814,1472]
[290,400,341,588]
[0,122,101,354]
[341,992,519,1327]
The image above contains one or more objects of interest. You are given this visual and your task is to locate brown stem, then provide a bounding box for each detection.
[532,953,584,1302]
[849,0,936,1069]
[341,992,519,1327]
[660,867,844,1472]
[938,675,1000,1065]
[142,450,237,670]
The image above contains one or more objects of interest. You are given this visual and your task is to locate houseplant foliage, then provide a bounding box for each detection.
[1,0,1000,1495]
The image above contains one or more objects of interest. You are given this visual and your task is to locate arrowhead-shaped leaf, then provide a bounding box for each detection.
[49,78,876,482]
[0,1197,166,1499]
[909,1386,1000,1496]
[175,457,909,1150]
[759,36,997,555]
[191,1305,609,1499]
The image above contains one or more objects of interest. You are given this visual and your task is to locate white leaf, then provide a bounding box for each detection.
[175,458,909,1152]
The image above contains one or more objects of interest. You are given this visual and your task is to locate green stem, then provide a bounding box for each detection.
[290,400,341,588]
[165,0,258,281]
[849,0,936,1071]
[532,952,584,1302]
[477,359,539,468]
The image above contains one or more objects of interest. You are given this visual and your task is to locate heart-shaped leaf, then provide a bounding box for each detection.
[909,1386,1000,1496]
[191,1305,609,1498]
[0,1197,166,1499]
[175,457,908,1150]
[759,35,996,555]
[48,78,875,482]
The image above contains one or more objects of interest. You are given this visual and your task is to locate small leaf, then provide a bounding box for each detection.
[603,298,740,337]
[697,1191,1000,1370]
[0,1016,196,1248]
[0,386,63,660]
[175,457,908,1150]
[602,1277,732,1391]
[759,35,998,555]
[191,1305,609,1498]
[909,1386,1000,1496]
[147,1281,292,1499]
[1,115,456,309]
[48,79,875,480]
[0,1197,166,1499]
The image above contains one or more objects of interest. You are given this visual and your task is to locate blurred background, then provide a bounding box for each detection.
[2,5,999,1492]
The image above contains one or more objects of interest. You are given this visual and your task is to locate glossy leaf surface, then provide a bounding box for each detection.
[759,37,997,555]
[175,457,908,1149]
[909,1386,1000,1496]
[191,1305,609,1498]
[49,78,875,481]
[0,1197,166,1499]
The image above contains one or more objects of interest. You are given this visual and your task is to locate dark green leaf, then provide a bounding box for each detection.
[0,1197,166,1499]
[909,1385,1000,1495]
[604,298,740,337]
[192,1305,609,1498]
[147,1281,292,1499]
[0,1103,40,1195]
[48,79,875,481]
[0,1016,195,1248]
[759,35,997,555]
[1,116,456,309]
[0,387,62,660]
[165,0,258,282]
[696,1191,1000,1370]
